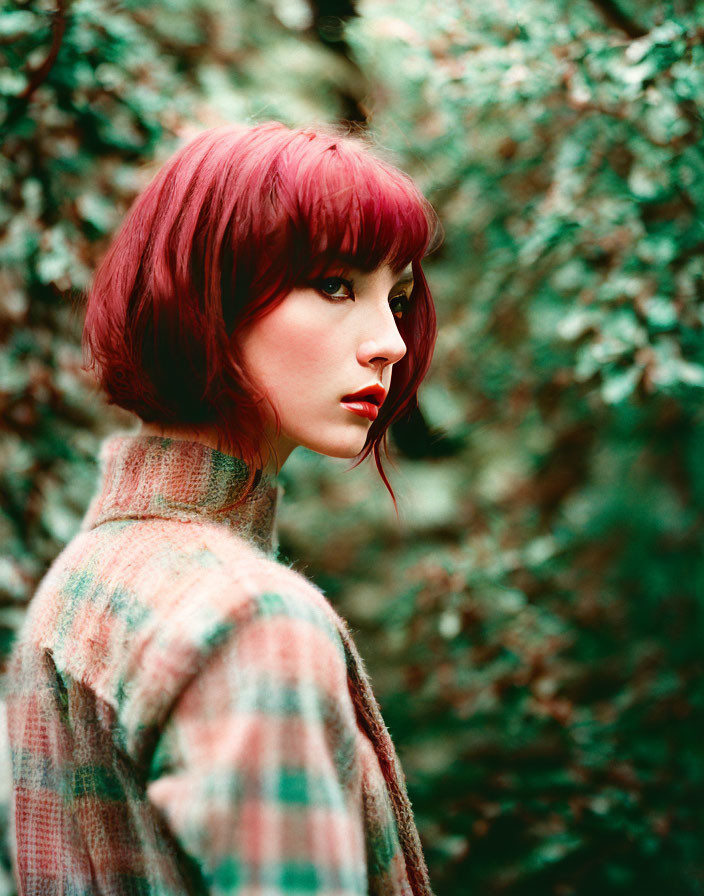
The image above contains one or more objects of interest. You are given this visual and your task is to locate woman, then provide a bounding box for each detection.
[7,121,440,896]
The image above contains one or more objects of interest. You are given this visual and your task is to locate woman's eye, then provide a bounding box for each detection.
[389,292,411,320]
[316,277,354,300]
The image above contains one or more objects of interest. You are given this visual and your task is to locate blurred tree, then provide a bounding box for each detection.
[2,0,704,894]
[331,0,704,893]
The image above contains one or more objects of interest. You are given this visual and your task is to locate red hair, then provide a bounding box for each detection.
[82,121,440,502]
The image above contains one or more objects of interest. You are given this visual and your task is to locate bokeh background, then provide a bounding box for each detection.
[2,0,704,893]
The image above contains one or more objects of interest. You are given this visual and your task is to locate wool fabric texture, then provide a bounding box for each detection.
[7,433,434,896]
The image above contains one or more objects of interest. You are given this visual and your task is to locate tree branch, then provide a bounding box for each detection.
[19,0,67,103]
[588,0,648,39]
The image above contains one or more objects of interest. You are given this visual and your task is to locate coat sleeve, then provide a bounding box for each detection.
[146,591,368,896]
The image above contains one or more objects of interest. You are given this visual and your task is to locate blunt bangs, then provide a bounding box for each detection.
[283,136,436,279]
[82,121,440,509]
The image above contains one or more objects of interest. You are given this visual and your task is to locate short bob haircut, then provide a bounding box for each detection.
[83,121,440,502]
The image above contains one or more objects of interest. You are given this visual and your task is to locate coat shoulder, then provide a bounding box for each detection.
[13,517,347,763]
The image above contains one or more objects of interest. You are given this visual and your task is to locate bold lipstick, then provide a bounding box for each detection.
[341,384,386,422]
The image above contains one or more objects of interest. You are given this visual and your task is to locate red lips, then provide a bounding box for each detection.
[340,384,386,422]
[340,384,387,407]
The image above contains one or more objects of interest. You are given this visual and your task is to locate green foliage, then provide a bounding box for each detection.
[3,0,704,894]
[326,0,704,892]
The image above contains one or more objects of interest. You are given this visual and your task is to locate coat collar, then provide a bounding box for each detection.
[80,432,281,556]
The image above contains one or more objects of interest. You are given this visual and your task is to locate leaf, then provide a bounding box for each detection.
[601,365,641,404]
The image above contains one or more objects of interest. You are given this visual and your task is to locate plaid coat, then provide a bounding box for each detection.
[7,434,434,896]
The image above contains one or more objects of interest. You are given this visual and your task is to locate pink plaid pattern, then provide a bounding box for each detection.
[7,434,433,895]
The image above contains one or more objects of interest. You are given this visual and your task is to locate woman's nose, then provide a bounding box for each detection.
[357,307,407,370]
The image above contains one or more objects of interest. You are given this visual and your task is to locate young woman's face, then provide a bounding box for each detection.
[238,263,414,469]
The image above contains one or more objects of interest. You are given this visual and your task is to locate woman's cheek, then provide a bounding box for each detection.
[240,295,346,409]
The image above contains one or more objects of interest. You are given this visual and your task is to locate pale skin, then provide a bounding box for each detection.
[140,263,415,475]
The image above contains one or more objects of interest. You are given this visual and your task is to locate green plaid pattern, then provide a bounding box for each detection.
[7,434,433,896]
